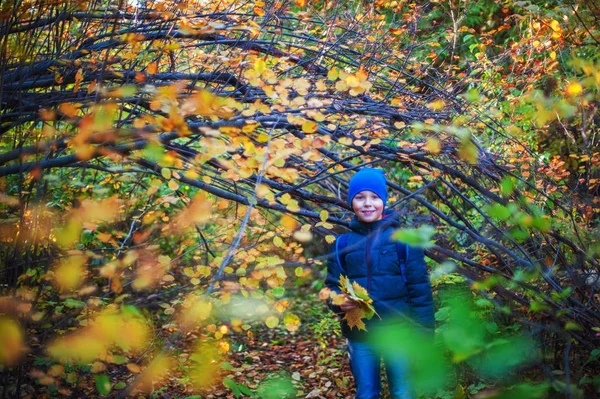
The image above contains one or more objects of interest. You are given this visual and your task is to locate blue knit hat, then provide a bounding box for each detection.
[348,168,388,207]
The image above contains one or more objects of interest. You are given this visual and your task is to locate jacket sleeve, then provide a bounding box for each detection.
[324,237,345,314]
[404,246,435,330]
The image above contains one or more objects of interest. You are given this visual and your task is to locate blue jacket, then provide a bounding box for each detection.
[325,210,435,340]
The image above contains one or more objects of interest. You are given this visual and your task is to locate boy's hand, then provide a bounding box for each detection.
[338,294,358,311]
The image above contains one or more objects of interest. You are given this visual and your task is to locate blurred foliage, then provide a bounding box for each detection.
[0,0,599,397]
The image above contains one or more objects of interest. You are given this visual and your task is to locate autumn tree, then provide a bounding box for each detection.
[0,0,599,397]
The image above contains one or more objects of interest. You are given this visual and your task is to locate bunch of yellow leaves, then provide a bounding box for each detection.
[329,275,379,331]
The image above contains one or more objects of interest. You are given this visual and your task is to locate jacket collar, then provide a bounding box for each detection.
[349,209,400,234]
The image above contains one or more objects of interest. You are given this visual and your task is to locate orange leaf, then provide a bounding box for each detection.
[127,363,142,373]
[147,62,158,74]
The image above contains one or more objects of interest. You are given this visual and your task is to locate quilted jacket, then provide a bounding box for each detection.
[325,210,435,340]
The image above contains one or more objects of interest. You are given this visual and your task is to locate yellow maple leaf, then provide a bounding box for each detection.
[344,308,367,331]
[351,281,372,303]
[337,275,379,330]
[332,293,347,306]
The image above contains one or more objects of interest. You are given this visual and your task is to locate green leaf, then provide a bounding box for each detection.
[109,355,129,365]
[488,204,511,221]
[223,377,241,398]
[220,361,237,371]
[529,300,549,312]
[435,307,450,321]
[500,177,515,196]
[464,88,480,103]
[256,374,295,399]
[142,142,165,164]
[470,335,535,378]
[371,324,450,395]
[64,298,86,309]
[392,225,435,248]
[565,321,583,331]
[95,374,112,396]
[120,304,142,318]
[238,383,254,396]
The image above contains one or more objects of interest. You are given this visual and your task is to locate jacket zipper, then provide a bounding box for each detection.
[366,228,371,291]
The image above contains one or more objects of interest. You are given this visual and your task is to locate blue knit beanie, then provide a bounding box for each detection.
[348,168,388,207]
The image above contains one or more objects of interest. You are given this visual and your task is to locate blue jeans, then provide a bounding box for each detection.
[347,339,413,399]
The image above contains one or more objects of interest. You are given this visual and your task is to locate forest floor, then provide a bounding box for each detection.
[14,296,360,399]
[196,323,355,399]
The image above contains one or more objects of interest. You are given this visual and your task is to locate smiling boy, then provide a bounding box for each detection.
[325,168,434,399]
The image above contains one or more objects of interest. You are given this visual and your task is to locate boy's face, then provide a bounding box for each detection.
[351,190,384,223]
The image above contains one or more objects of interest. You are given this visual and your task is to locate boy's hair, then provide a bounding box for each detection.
[348,168,388,207]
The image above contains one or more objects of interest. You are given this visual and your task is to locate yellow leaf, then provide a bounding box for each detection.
[273,236,284,248]
[427,99,445,111]
[179,294,212,330]
[127,363,142,373]
[90,361,106,373]
[458,141,478,165]
[295,0,306,6]
[325,235,336,244]
[332,294,346,306]
[338,137,352,145]
[112,318,151,353]
[335,80,348,91]
[565,82,583,96]
[281,215,299,232]
[302,121,318,133]
[343,308,367,331]
[327,68,339,81]
[320,210,329,222]
[265,316,279,328]
[253,6,265,16]
[135,355,172,393]
[174,192,212,229]
[284,313,300,332]
[274,299,290,313]
[351,281,366,297]
[318,287,331,301]
[255,58,266,74]
[161,168,171,179]
[168,180,179,190]
[53,254,87,292]
[256,132,269,142]
[345,75,359,88]
[189,343,222,389]
[48,333,107,364]
[424,138,441,154]
[394,121,406,129]
[0,317,24,366]
[48,364,65,377]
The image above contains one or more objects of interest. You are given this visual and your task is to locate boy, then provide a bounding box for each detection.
[325,168,434,399]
